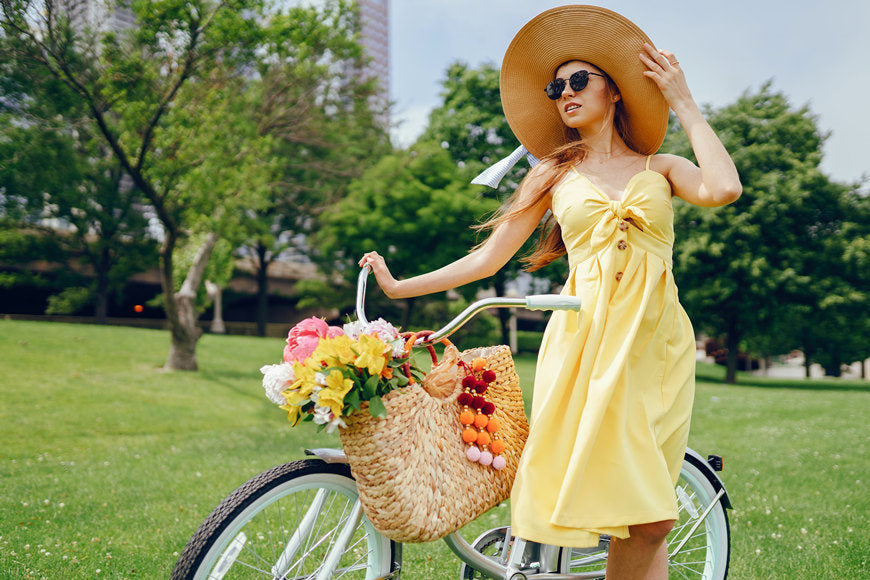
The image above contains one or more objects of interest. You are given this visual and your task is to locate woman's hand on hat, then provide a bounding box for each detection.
[359,251,400,298]
[639,43,695,113]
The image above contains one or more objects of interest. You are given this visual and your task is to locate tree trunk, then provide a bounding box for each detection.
[493,271,511,346]
[163,231,221,371]
[724,317,740,384]
[823,347,842,377]
[804,352,812,378]
[206,280,226,334]
[94,245,111,324]
[255,242,270,337]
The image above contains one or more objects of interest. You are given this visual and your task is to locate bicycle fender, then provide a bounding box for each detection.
[305,447,349,464]
[684,448,732,509]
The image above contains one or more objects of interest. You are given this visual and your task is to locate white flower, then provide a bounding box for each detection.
[390,338,406,358]
[260,363,296,405]
[314,372,328,386]
[342,320,368,340]
[342,318,401,344]
[312,405,348,433]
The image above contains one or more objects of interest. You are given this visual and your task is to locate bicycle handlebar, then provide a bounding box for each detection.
[356,266,581,345]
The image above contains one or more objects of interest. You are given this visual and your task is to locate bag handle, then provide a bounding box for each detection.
[400,330,453,384]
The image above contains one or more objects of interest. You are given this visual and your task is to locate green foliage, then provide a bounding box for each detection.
[317,142,499,288]
[663,83,868,378]
[44,286,92,315]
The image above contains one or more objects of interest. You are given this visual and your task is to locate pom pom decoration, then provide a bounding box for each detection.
[456,356,509,470]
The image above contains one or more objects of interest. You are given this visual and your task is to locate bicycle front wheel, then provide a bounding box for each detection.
[559,458,730,579]
[171,460,399,580]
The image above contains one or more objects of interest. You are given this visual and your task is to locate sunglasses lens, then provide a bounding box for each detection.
[569,70,590,92]
[545,78,565,100]
[545,71,593,100]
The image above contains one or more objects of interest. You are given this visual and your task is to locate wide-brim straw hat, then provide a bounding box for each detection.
[500,5,669,158]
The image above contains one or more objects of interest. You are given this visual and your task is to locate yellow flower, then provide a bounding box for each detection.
[324,369,354,396]
[313,335,356,366]
[354,334,391,375]
[290,362,320,397]
[313,370,354,418]
[279,402,303,426]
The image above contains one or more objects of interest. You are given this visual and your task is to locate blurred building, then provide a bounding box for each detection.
[358,0,390,117]
[57,0,135,34]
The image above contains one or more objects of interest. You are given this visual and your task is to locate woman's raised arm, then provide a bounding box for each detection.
[639,44,742,207]
[359,163,555,299]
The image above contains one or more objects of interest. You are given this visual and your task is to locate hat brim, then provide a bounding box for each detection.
[501,5,669,158]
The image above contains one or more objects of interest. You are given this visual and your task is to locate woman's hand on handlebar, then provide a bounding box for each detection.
[359,251,400,298]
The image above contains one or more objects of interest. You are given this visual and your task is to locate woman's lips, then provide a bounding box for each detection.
[564,102,581,113]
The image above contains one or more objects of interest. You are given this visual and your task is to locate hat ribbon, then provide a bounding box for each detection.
[471,145,540,188]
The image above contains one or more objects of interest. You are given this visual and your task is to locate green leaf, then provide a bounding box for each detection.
[367,396,387,419]
[362,374,379,399]
[345,389,361,412]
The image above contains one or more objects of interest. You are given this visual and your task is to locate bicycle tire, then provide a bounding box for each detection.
[558,457,730,579]
[171,459,399,580]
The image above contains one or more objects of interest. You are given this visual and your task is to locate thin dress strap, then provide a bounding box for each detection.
[645,155,652,170]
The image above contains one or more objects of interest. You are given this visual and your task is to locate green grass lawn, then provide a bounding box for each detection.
[0,319,867,578]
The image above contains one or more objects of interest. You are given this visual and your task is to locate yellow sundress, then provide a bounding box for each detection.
[510,156,696,548]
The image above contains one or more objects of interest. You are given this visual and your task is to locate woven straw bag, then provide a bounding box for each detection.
[339,344,529,543]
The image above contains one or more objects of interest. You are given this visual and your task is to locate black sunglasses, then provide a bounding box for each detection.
[545,70,606,100]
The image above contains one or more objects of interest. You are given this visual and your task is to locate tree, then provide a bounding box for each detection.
[1,0,271,369]
[0,38,157,322]
[316,142,500,328]
[663,83,867,382]
[239,0,390,336]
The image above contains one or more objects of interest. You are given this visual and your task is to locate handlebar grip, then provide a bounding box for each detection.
[525,295,582,311]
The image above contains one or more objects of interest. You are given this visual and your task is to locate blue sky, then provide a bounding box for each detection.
[389,0,870,184]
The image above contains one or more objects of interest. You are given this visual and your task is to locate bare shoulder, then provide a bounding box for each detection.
[517,159,559,203]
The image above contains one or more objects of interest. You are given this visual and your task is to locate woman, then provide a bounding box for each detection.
[360,6,740,579]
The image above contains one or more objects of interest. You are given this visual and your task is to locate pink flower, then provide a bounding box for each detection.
[283,317,344,363]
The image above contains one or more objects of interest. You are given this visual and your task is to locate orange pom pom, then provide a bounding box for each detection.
[459,410,475,425]
[474,414,489,429]
[462,428,478,443]
[486,417,501,433]
[476,431,491,447]
[491,439,505,454]
[472,357,487,372]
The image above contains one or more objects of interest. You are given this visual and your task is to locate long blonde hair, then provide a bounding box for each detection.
[476,71,633,272]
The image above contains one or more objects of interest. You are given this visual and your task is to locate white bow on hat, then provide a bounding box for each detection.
[471,145,540,189]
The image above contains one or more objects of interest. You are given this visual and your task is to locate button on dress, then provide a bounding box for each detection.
[510,158,696,548]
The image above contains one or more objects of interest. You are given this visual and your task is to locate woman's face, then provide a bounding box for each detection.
[552,61,619,132]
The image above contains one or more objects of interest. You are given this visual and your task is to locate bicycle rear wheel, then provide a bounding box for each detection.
[558,457,730,579]
[171,460,399,580]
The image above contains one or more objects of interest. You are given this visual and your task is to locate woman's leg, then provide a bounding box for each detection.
[605,519,674,580]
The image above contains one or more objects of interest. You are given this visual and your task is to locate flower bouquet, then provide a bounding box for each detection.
[261,316,423,433]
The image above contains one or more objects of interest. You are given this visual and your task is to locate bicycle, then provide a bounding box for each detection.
[171,267,732,579]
